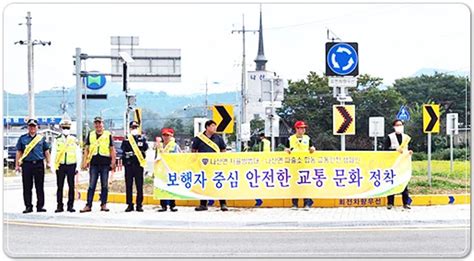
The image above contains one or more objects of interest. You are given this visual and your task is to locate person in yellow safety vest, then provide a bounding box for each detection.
[50,118,81,213]
[259,133,271,152]
[80,116,116,213]
[157,127,181,212]
[122,121,149,212]
[384,119,413,210]
[285,120,316,211]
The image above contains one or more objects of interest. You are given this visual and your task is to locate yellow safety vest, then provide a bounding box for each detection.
[289,134,311,152]
[261,139,271,152]
[162,138,177,153]
[87,131,111,162]
[55,135,78,168]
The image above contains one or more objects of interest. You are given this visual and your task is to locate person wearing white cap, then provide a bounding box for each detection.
[50,118,81,213]
[121,121,149,212]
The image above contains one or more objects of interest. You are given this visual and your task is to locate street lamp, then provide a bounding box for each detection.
[204,80,220,118]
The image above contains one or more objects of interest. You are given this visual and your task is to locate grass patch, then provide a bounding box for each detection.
[412,160,470,178]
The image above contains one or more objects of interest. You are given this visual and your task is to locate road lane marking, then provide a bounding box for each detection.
[3,220,470,233]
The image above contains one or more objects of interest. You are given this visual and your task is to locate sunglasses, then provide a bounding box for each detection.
[62,127,70,130]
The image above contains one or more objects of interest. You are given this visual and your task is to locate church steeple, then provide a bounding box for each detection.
[254,6,267,71]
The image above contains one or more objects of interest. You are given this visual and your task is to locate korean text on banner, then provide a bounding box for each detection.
[153,151,412,200]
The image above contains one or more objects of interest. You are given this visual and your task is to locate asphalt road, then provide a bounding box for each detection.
[3,222,470,258]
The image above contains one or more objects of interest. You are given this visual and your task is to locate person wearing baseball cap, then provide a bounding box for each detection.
[15,118,51,213]
[121,120,149,212]
[80,116,116,213]
[285,120,316,211]
[156,127,181,212]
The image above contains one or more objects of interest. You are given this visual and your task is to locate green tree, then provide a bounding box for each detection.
[163,118,184,134]
[393,73,470,130]
[278,72,338,149]
[350,83,407,150]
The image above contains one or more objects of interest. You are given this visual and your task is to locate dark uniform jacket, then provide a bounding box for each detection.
[121,135,149,166]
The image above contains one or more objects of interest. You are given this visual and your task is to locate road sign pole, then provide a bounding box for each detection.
[84,79,88,134]
[428,133,432,188]
[340,99,345,151]
[450,115,456,174]
[450,133,454,173]
[75,48,83,143]
[374,136,377,151]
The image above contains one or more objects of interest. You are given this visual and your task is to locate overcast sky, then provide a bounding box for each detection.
[2,1,471,96]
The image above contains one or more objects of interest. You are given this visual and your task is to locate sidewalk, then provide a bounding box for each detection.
[3,181,470,230]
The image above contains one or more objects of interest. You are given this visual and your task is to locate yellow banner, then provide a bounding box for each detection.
[153,151,412,200]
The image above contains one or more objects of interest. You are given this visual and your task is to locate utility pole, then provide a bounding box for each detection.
[26,12,33,118]
[14,11,51,119]
[270,79,275,152]
[232,14,258,152]
[60,86,67,114]
[205,79,208,118]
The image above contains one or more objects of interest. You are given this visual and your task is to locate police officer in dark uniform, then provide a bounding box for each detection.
[15,118,51,214]
[192,120,228,211]
[121,121,149,212]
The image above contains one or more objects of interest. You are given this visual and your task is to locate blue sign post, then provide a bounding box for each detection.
[396,105,411,121]
[326,42,359,76]
[84,74,106,90]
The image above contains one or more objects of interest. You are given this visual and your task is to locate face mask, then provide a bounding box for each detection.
[394,126,404,134]
[131,129,139,136]
[62,129,70,136]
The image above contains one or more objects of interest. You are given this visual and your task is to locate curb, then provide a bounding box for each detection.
[75,191,470,208]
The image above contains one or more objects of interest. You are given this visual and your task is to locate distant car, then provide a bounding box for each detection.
[3,133,21,169]
[113,140,123,159]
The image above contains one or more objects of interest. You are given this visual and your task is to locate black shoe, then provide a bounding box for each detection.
[136,206,144,212]
[158,207,167,212]
[67,208,76,213]
[100,204,109,212]
[55,208,64,213]
[195,205,208,211]
[387,204,393,210]
[125,205,134,212]
[37,208,47,212]
[403,204,411,209]
[220,204,229,211]
[170,207,178,212]
[23,207,33,214]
